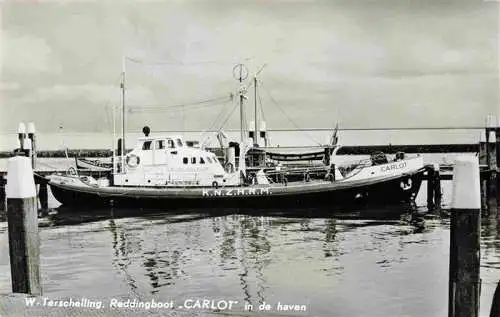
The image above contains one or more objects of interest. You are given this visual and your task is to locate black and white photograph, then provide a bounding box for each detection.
[0,0,499,316]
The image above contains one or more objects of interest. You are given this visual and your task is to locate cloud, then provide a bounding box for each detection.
[1,30,61,75]
[18,83,158,106]
[0,82,20,91]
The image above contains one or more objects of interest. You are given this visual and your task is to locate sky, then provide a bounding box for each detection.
[0,0,499,135]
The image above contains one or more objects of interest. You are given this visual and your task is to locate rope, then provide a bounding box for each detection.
[198,98,235,144]
[125,56,255,66]
[259,81,322,146]
[128,94,232,113]
[258,84,267,123]
[218,100,240,131]
[206,98,235,133]
[102,73,125,127]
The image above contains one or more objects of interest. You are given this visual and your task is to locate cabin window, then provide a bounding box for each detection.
[156,140,165,150]
[168,140,175,148]
[183,157,188,164]
[200,157,205,164]
[206,157,212,163]
[177,139,183,147]
[142,141,152,150]
[191,157,196,164]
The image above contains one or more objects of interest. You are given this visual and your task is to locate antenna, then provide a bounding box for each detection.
[232,64,249,142]
[253,64,267,146]
[121,56,126,174]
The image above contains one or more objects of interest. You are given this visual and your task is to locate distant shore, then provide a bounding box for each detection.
[0,144,478,158]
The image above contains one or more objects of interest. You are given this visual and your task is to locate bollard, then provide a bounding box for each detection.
[427,165,435,211]
[27,122,36,169]
[0,176,5,212]
[496,127,500,172]
[488,131,497,172]
[481,178,489,214]
[433,163,442,210]
[6,156,41,295]
[17,123,26,153]
[491,280,500,317]
[479,131,487,166]
[448,156,481,317]
[38,181,49,215]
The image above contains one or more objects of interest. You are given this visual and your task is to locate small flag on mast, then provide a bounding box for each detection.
[330,123,339,146]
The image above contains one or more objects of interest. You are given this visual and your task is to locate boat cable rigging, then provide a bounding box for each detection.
[127,94,233,113]
[125,55,255,67]
[259,80,323,146]
[103,73,127,128]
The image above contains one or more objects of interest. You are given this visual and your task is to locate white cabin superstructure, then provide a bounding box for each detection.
[113,135,241,187]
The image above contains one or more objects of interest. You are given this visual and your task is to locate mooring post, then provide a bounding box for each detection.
[491,280,500,317]
[27,122,36,170]
[18,123,26,151]
[0,176,5,212]
[6,156,41,295]
[486,115,495,169]
[479,131,487,166]
[448,156,481,317]
[38,180,49,215]
[427,165,435,211]
[433,163,442,211]
[481,177,489,214]
[487,131,497,198]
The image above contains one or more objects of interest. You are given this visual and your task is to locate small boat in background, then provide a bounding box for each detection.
[76,157,112,172]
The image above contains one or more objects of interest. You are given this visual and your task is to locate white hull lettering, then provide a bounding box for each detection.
[202,188,272,197]
[380,161,407,172]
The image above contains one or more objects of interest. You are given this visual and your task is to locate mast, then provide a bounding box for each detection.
[253,76,258,146]
[112,104,116,174]
[239,76,245,143]
[232,63,249,143]
[121,57,126,173]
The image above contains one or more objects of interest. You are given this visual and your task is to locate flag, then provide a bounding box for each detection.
[330,123,339,146]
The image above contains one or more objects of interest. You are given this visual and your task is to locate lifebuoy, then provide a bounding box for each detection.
[67,167,77,176]
[224,162,234,173]
[400,178,412,191]
[126,154,140,168]
[212,181,219,189]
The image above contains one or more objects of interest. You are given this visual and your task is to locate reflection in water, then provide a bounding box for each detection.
[2,198,498,317]
[323,218,337,258]
[108,218,141,298]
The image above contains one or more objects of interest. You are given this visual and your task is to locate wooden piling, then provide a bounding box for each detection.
[481,178,489,213]
[6,156,41,295]
[448,156,481,317]
[479,131,487,166]
[496,128,500,171]
[17,123,26,153]
[38,181,48,214]
[27,122,36,169]
[427,165,435,211]
[433,164,441,211]
[491,280,500,317]
[0,176,5,212]
[488,131,497,171]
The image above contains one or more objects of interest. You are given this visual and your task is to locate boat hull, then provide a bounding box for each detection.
[48,168,425,211]
[76,158,112,172]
